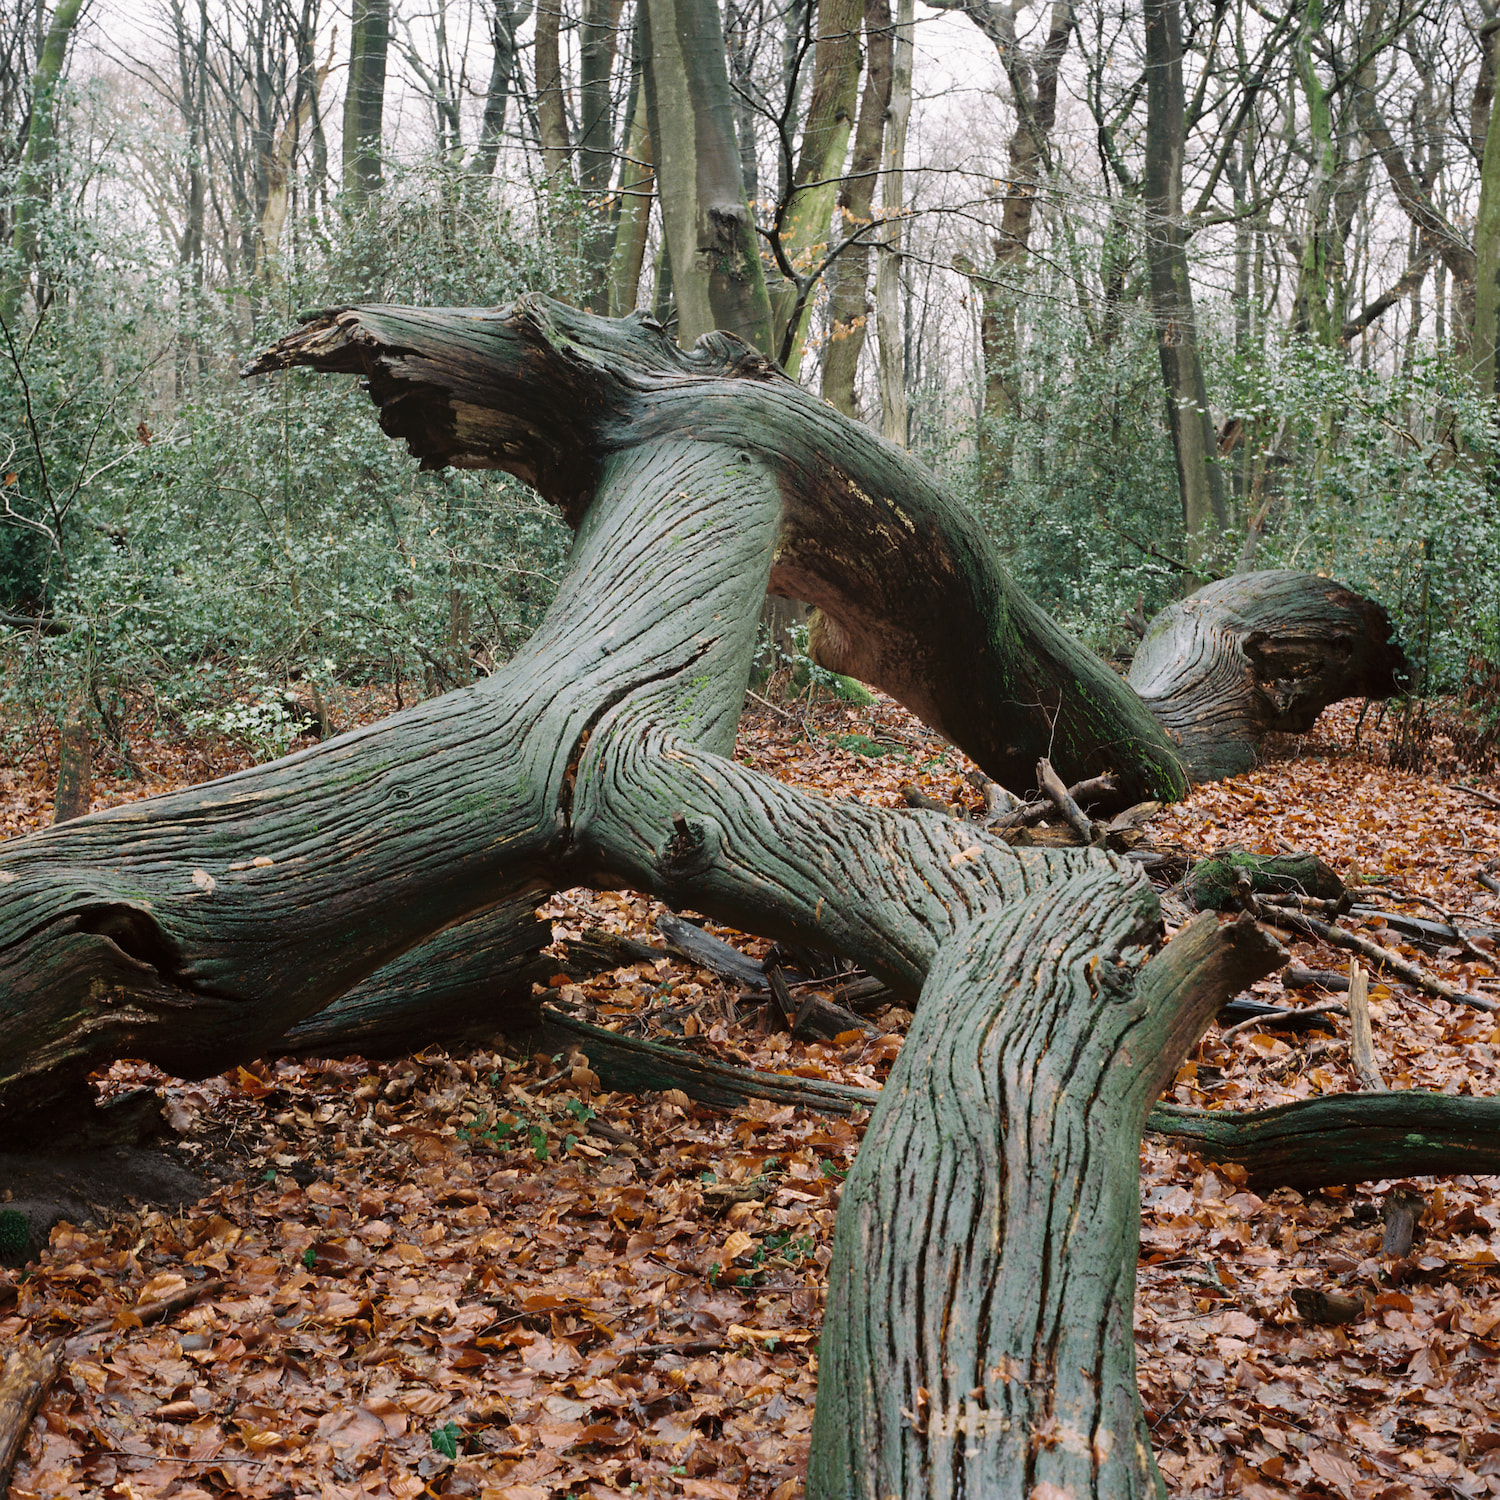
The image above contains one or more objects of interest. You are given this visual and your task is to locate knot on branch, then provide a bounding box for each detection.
[660,811,718,883]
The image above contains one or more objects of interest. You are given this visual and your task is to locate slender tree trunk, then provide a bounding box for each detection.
[1472,24,1500,399]
[535,0,571,182]
[1,0,85,326]
[771,0,865,374]
[341,0,389,205]
[1142,0,1226,567]
[472,0,531,179]
[642,0,776,352]
[1291,0,1342,343]
[608,51,655,317]
[875,0,913,443]
[820,0,894,417]
[577,0,626,305]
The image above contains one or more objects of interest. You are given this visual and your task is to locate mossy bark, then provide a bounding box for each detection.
[0,296,1184,1139]
[808,910,1281,1499]
[1149,1093,1500,1190]
[1186,850,1344,911]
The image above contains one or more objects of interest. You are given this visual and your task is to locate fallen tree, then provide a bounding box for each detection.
[0,297,1434,1495]
[1128,570,1409,781]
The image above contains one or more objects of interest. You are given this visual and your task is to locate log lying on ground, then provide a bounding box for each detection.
[537,1009,882,1115]
[1148,1093,1500,1188]
[278,895,553,1057]
[809,909,1283,1500]
[0,297,1189,1144]
[540,1006,1500,1197]
[0,1340,62,1495]
[1129,570,1410,781]
[1186,849,1345,910]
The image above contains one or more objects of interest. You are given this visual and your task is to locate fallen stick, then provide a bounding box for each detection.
[1219,1000,1345,1038]
[1284,964,1351,992]
[0,1340,62,1497]
[536,1009,882,1116]
[68,1277,227,1343]
[1261,903,1498,1013]
[1036,757,1100,843]
[1451,783,1500,810]
[1347,962,1385,1092]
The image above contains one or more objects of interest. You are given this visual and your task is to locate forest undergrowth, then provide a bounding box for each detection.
[1,686,1498,1499]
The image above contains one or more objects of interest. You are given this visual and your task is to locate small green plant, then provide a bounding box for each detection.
[0,1208,29,1266]
[301,1245,317,1269]
[430,1420,461,1459]
[183,682,311,763]
[832,732,904,760]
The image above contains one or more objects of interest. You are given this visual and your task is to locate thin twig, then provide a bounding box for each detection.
[1261,905,1497,1014]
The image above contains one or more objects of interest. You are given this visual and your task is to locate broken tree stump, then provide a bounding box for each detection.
[1129,570,1410,781]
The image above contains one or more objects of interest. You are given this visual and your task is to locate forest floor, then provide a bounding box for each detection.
[1,685,1499,1499]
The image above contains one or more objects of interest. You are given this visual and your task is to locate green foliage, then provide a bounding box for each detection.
[958,296,1185,655]
[948,261,1498,691]
[0,1207,29,1265]
[1216,339,1500,692]
[430,1420,461,1460]
[1,143,574,756]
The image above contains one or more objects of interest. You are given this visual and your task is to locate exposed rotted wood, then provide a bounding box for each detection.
[0,1340,62,1497]
[1129,570,1410,781]
[655,914,766,989]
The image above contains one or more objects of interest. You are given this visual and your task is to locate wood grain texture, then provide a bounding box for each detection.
[1128,570,1409,781]
[808,909,1281,1500]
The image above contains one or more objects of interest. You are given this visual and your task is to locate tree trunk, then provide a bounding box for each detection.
[642,0,776,353]
[472,0,531,180]
[875,0,913,444]
[0,297,1435,1498]
[608,49,655,318]
[770,0,865,374]
[0,304,1412,1139]
[1127,570,1411,781]
[1472,22,1500,400]
[937,0,1070,475]
[278,896,552,1057]
[2,0,85,325]
[820,0,894,418]
[1142,0,1226,566]
[534,0,571,183]
[0,295,1189,1139]
[808,908,1281,1499]
[341,0,389,205]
